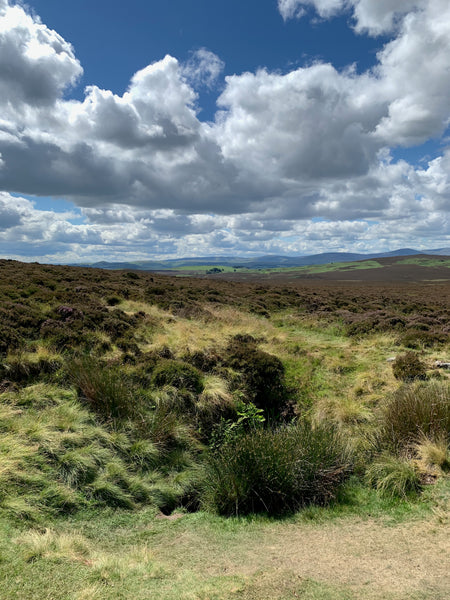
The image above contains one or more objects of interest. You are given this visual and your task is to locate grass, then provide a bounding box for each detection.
[365,453,422,499]
[1,477,449,600]
[397,257,450,268]
[0,384,175,520]
[381,381,450,449]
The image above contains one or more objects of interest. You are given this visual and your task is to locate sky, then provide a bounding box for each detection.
[0,0,449,263]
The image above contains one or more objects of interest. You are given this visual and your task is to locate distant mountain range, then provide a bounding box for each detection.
[72,248,450,271]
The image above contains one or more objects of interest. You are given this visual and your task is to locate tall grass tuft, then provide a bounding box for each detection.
[381,381,450,449]
[366,453,421,498]
[69,357,141,420]
[0,384,167,518]
[200,422,351,516]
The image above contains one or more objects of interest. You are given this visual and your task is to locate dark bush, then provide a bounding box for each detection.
[226,338,286,416]
[0,325,22,356]
[101,316,132,340]
[392,352,427,382]
[106,296,121,306]
[182,349,220,372]
[399,330,447,349]
[40,319,83,350]
[151,359,203,394]
[55,305,84,321]
[201,423,351,516]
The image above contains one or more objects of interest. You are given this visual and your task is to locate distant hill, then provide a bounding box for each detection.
[72,247,450,271]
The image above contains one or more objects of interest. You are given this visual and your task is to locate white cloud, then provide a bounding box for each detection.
[278,1,430,35]
[0,0,448,260]
[278,0,343,22]
[0,0,82,108]
[182,48,225,90]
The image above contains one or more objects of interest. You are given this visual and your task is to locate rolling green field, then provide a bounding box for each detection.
[169,260,384,275]
[168,256,450,277]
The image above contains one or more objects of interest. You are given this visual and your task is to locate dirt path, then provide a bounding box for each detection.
[154,516,450,599]
[261,519,449,598]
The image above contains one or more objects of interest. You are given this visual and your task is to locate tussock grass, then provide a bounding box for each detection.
[414,435,450,475]
[198,375,234,411]
[381,381,450,449]
[17,528,91,563]
[366,453,421,498]
[0,384,168,519]
[15,527,166,587]
[201,423,351,516]
[313,396,373,427]
[69,357,142,420]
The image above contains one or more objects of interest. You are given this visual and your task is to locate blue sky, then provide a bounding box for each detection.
[29,2,385,93]
[0,0,449,262]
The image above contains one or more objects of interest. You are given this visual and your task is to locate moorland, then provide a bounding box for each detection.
[0,257,449,599]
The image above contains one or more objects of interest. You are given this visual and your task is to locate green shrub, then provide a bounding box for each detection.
[209,401,264,450]
[392,352,427,382]
[201,423,351,516]
[382,381,450,448]
[366,453,421,498]
[151,360,203,394]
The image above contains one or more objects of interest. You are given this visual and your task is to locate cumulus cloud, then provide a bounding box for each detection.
[278,1,427,35]
[0,0,449,259]
[182,48,225,90]
[0,0,82,108]
[278,0,342,22]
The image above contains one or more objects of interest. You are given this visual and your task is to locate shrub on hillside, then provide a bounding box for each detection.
[151,360,204,394]
[392,352,427,382]
[40,319,83,351]
[201,423,351,516]
[399,329,447,349]
[226,337,286,417]
[382,381,450,449]
[0,325,22,356]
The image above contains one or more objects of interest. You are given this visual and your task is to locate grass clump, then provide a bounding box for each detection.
[69,357,142,420]
[381,381,450,449]
[0,384,165,519]
[366,453,421,498]
[414,435,450,476]
[201,422,351,516]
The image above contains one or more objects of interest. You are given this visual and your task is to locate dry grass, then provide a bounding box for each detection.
[414,435,450,476]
